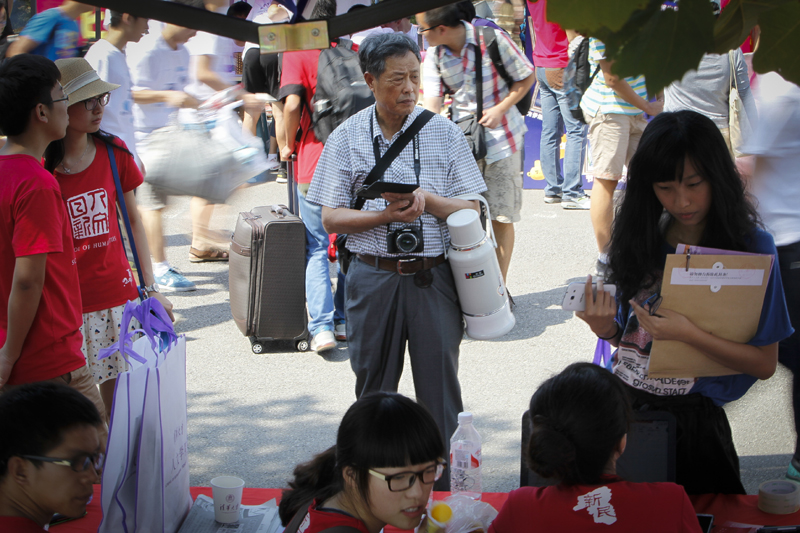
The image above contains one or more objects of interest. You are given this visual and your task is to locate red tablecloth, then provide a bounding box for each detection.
[52,486,800,532]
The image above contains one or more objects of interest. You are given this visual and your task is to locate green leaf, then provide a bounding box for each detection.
[539,0,652,33]
[713,0,793,54]
[603,0,715,96]
[752,1,800,86]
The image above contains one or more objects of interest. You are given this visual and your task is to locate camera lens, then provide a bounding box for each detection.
[396,232,420,253]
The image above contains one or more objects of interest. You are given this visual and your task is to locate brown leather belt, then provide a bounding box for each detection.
[357,253,446,276]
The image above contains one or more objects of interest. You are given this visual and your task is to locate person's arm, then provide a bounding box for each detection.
[599,58,662,116]
[575,275,622,346]
[280,93,302,160]
[321,189,426,235]
[422,45,445,114]
[131,90,199,108]
[630,300,778,379]
[123,190,174,321]
[194,54,230,92]
[424,95,444,114]
[479,72,535,129]
[0,254,47,387]
[5,35,40,56]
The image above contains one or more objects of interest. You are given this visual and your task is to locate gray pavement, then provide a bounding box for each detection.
[158,174,795,496]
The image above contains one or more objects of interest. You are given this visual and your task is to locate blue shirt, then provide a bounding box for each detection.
[21,8,80,61]
[609,228,794,406]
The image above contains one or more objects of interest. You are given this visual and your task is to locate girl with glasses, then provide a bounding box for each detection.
[279,392,445,533]
[489,363,702,532]
[574,111,793,495]
[43,58,174,424]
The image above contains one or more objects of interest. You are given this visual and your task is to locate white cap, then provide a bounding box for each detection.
[458,412,473,424]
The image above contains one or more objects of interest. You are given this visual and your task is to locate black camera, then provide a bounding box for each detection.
[387,226,424,254]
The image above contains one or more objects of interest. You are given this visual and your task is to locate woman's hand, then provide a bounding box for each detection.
[629,299,693,341]
[150,292,175,323]
[575,274,618,339]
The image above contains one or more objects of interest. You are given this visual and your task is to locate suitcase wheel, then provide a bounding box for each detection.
[295,339,310,352]
[251,342,265,354]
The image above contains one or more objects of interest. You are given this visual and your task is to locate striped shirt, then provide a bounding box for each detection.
[307,105,487,258]
[422,22,533,164]
[580,38,648,117]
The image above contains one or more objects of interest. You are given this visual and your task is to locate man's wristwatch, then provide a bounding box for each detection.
[144,283,160,294]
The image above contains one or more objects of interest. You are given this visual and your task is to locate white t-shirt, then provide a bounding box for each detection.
[246,0,273,21]
[185,31,237,102]
[128,32,190,136]
[84,39,141,168]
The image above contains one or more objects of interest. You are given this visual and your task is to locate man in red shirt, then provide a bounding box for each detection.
[0,55,106,436]
[527,0,590,210]
[0,383,102,532]
[279,0,346,353]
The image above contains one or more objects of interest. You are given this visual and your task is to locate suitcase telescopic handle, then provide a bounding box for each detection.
[271,204,289,218]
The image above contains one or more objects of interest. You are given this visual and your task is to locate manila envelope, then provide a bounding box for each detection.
[648,253,772,378]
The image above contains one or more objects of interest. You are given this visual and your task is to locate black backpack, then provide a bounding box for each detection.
[563,36,601,124]
[311,39,375,144]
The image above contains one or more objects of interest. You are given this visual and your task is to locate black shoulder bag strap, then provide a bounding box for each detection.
[352,108,435,211]
[107,143,147,300]
[283,499,362,533]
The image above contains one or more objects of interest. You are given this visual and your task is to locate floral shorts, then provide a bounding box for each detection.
[81,303,139,384]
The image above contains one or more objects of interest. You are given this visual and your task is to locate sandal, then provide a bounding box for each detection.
[189,247,229,263]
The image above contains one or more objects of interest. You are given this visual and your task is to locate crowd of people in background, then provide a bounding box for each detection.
[0,0,798,531]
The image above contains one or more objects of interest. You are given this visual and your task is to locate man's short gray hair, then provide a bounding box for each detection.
[358,32,421,78]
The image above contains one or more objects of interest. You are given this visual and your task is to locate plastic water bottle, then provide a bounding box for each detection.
[449,412,482,500]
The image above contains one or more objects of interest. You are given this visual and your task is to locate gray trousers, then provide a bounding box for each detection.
[345,256,464,489]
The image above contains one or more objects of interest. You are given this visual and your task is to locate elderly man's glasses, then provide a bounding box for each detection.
[22,452,104,473]
[418,24,440,33]
[369,461,445,492]
[83,93,111,111]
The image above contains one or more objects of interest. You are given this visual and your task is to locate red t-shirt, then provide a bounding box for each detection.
[527,0,569,68]
[488,479,702,533]
[0,154,84,385]
[54,138,143,313]
[0,516,47,532]
[279,48,324,185]
[296,500,370,533]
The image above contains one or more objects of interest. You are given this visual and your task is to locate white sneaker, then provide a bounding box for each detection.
[334,323,346,341]
[562,195,591,210]
[266,158,280,171]
[310,330,336,353]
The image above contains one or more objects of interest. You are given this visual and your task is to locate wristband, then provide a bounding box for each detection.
[597,323,620,341]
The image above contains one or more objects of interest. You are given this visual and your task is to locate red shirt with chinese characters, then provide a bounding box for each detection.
[295,500,370,533]
[54,137,143,313]
[488,477,702,533]
[0,154,85,385]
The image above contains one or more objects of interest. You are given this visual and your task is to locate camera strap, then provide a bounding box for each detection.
[353,108,434,212]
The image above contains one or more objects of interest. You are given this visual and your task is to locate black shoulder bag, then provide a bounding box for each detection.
[335,109,435,274]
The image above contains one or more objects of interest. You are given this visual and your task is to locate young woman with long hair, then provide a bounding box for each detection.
[489,363,701,532]
[576,110,793,495]
[279,392,445,533]
[45,58,173,421]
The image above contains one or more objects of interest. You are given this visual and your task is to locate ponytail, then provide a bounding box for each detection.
[279,446,342,526]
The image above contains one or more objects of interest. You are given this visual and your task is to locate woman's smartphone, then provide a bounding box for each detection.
[561,282,617,311]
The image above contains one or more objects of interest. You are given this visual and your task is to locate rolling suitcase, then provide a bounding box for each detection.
[229,201,310,353]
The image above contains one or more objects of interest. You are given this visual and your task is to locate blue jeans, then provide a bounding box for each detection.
[536,66,587,200]
[297,188,346,337]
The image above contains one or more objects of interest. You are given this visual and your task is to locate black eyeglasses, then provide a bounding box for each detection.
[22,452,104,473]
[83,93,110,110]
[369,461,445,492]
[52,96,70,104]
[418,24,440,34]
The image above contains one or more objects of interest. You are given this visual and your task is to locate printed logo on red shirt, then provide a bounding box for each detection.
[573,486,617,525]
[67,188,109,239]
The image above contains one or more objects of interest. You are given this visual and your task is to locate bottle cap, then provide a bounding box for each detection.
[458,412,473,424]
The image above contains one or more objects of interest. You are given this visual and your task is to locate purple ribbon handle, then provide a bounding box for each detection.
[97,299,177,363]
[593,338,612,367]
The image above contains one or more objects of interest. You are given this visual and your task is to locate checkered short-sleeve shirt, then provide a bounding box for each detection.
[306,105,487,258]
[422,21,533,164]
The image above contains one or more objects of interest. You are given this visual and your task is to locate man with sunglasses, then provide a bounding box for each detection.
[0,55,100,421]
[0,382,102,531]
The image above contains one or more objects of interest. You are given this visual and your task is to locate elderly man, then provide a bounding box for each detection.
[307,33,486,489]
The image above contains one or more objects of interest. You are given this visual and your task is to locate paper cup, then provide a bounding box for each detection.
[211,476,245,523]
